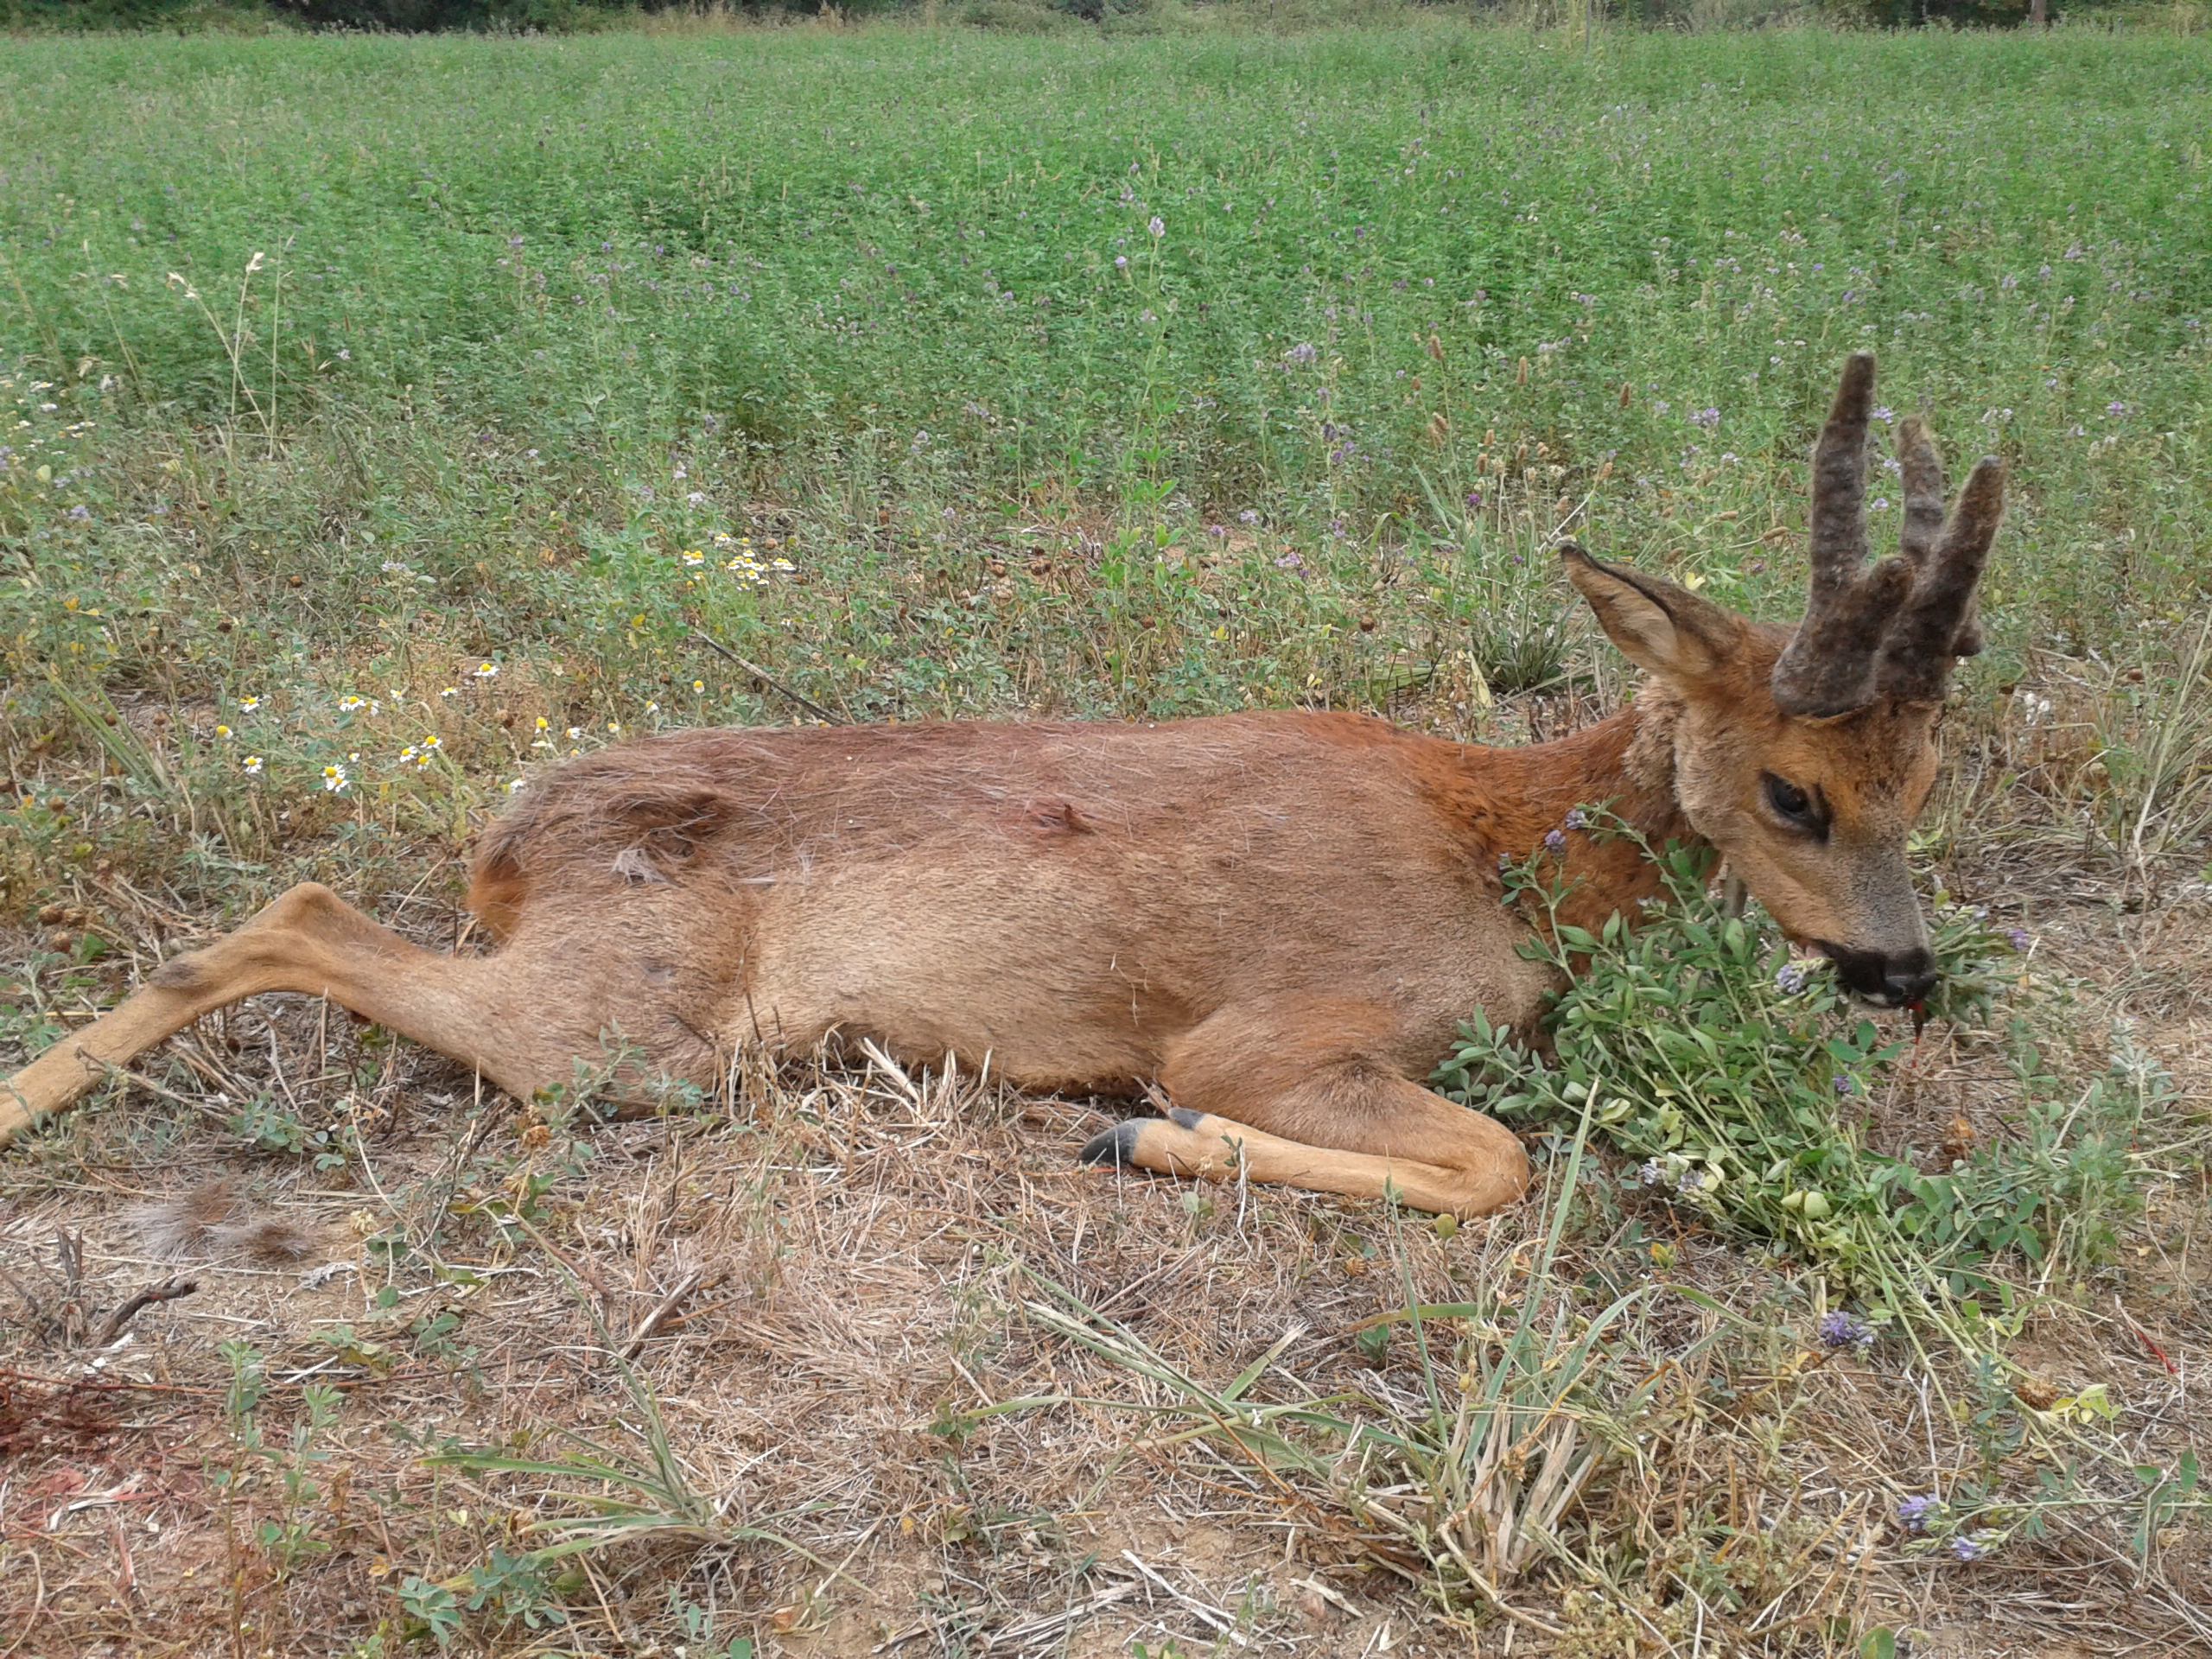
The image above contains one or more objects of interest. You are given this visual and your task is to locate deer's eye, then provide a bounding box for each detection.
[1762,772,1823,833]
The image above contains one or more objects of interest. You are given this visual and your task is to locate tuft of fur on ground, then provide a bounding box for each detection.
[124,1178,321,1263]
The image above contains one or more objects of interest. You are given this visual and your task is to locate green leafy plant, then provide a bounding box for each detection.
[1888,1427,2202,1570]
[225,1091,314,1156]
[1439,826,2159,1335]
[671,1595,755,1658]
[458,1545,568,1633]
[394,1574,462,1649]
[211,1341,340,1580]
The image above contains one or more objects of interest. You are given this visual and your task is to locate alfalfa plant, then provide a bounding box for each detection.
[1437,819,2164,1343]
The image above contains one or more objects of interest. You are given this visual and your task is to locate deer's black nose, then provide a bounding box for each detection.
[1883,950,1938,1008]
[1821,944,1937,1008]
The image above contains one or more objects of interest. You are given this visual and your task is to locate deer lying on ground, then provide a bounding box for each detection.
[3,355,2000,1218]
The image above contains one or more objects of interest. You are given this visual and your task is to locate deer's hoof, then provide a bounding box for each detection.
[1078,1120,1143,1168]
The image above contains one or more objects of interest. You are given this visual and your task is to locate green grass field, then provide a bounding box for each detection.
[6,29,2209,764]
[3,22,2210,1659]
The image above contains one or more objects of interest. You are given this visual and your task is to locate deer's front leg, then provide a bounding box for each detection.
[1080,997,1530,1221]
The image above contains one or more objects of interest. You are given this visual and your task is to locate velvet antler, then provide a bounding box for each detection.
[1770,353,2004,718]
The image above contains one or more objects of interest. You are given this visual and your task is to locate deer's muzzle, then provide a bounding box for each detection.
[1816,941,1937,1009]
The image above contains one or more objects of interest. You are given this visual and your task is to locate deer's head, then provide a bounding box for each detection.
[1561,353,2003,1007]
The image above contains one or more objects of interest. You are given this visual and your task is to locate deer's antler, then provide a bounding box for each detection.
[1770,353,2004,718]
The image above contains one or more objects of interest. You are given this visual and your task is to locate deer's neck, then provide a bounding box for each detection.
[1453,685,1696,935]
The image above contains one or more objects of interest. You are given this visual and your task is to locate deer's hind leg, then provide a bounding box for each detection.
[1080,997,1530,1221]
[1,881,658,1147]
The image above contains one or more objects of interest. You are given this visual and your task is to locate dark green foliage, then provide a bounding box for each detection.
[1,0,265,27]
[0,0,845,28]
[0,0,2152,35]
[1436,836,2160,1325]
[266,0,590,29]
[4,29,2204,553]
[1834,0,2034,24]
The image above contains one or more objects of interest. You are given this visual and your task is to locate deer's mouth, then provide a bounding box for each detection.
[1815,941,1937,1010]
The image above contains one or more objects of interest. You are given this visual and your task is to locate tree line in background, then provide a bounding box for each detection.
[2,0,2105,34]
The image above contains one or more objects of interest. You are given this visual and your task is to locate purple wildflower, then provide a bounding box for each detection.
[2106,401,2126,417]
[1951,1531,1995,1562]
[1543,829,1567,857]
[1147,216,1164,238]
[1775,962,1811,995]
[1274,551,1303,571]
[1835,1074,1858,1096]
[1115,255,1128,271]
[1562,809,1587,831]
[1637,1160,1663,1185]
[1872,405,1895,423]
[1285,343,1317,365]
[1818,1311,1871,1349]
[67,505,90,521]
[2005,929,2031,952]
[1897,1494,1939,1532]
[1690,407,1720,430]
[1238,509,1260,525]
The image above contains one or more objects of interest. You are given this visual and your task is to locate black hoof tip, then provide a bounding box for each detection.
[1079,1122,1142,1168]
[1166,1106,1205,1132]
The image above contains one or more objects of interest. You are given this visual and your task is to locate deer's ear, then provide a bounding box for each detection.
[1560,544,1742,684]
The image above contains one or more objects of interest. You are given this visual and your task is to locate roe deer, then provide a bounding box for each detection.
[3,355,2001,1218]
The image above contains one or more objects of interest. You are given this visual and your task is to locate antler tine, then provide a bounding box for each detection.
[1878,456,2004,703]
[1772,353,1906,717]
[1894,415,1983,655]
[1807,351,1876,594]
[1895,416,1947,569]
